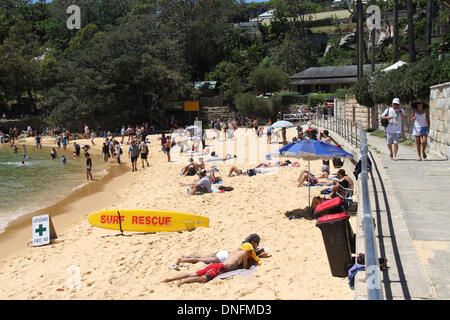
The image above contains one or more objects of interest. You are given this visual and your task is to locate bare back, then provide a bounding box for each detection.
[223,249,249,271]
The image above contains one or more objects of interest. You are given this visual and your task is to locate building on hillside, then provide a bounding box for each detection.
[194,81,219,97]
[289,64,380,94]
[233,21,261,38]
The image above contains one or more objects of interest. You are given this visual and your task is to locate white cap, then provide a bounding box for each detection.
[392,98,400,105]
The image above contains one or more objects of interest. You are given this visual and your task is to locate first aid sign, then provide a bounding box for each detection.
[32,215,51,246]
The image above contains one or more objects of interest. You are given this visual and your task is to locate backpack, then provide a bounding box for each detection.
[381,108,390,127]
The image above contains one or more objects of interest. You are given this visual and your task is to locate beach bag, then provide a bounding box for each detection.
[332,157,344,168]
[314,197,344,218]
[218,186,233,192]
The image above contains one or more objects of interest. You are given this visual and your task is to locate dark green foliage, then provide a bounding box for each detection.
[354,55,450,107]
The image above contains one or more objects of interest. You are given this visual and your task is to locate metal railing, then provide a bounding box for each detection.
[309,115,384,300]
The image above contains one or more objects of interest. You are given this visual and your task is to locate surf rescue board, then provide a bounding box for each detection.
[88,210,209,232]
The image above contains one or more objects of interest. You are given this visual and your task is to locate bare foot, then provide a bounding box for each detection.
[176,256,184,265]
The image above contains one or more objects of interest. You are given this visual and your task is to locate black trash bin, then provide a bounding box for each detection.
[316,213,354,277]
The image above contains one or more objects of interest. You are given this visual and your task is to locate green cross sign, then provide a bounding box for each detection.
[35,224,47,236]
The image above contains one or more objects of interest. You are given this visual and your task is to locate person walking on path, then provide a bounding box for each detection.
[380,98,406,161]
[410,99,430,161]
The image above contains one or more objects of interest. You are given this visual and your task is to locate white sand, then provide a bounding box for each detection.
[0,128,355,299]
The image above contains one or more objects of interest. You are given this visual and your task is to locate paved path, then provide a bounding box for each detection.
[355,134,450,299]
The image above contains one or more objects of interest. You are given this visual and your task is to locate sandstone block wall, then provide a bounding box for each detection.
[428,82,450,159]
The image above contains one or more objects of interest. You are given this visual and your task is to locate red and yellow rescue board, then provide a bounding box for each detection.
[88,210,209,232]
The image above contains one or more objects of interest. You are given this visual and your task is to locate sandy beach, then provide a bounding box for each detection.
[0,128,356,300]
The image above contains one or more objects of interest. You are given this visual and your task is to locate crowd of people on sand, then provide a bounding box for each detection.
[6,108,407,287]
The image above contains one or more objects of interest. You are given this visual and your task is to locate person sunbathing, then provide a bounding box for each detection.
[206,153,237,162]
[173,247,270,266]
[297,165,334,187]
[180,158,203,176]
[228,166,258,177]
[162,234,262,286]
[254,160,300,168]
[330,169,354,198]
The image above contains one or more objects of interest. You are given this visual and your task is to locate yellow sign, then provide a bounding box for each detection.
[184,101,199,112]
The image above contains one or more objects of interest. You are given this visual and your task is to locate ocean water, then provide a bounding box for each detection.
[0,143,108,233]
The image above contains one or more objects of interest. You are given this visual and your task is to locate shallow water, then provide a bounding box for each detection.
[0,142,108,233]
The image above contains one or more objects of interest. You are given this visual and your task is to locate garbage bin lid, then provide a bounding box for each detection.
[317,212,349,224]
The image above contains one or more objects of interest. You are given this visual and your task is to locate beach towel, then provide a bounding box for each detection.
[320,188,332,195]
[215,265,257,280]
[348,264,365,290]
[212,180,224,184]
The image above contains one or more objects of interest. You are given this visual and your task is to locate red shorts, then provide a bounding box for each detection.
[196,263,227,280]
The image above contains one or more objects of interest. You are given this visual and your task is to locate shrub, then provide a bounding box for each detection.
[354,55,450,106]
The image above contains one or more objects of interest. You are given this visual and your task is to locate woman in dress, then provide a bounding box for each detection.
[410,99,430,161]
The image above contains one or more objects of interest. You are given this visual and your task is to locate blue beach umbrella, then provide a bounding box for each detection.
[275,139,354,206]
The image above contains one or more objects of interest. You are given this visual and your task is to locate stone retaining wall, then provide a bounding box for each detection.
[428,82,450,159]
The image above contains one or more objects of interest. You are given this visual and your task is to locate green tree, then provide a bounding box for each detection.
[249,64,289,94]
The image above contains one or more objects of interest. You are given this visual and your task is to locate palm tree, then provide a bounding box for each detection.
[425,0,433,52]
[393,0,398,62]
[406,0,416,62]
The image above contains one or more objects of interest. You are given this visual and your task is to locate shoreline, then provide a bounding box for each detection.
[0,137,132,260]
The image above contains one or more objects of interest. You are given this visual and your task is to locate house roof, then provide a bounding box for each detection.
[290,65,380,80]
[194,81,218,90]
[290,77,358,85]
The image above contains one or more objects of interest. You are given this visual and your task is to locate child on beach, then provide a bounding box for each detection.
[50,148,58,160]
[162,234,262,287]
[86,152,93,180]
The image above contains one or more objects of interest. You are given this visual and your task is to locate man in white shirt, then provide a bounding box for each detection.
[380,98,406,160]
[188,169,212,195]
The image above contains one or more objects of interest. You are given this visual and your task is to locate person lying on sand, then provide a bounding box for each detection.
[162,234,262,287]
[173,244,270,266]
[206,153,237,162]
[254,160,300,168]
[297,165,334,187]
[228,166,258,177]
[180,158,204,176]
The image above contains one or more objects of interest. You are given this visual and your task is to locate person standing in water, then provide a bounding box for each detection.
[85,152,93,180]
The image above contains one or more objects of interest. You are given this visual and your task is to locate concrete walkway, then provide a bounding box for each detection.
[354,133,450,299]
